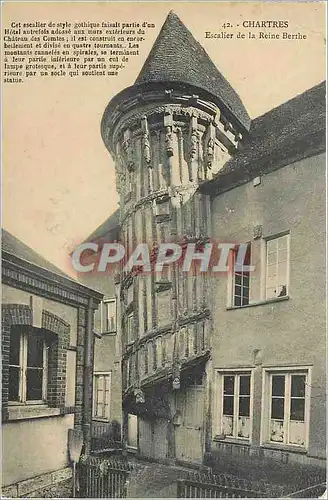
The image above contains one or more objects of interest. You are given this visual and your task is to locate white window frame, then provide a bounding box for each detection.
[9,330,48,405]
[263,232,290,300]
[93,371,111,422]
[232,243,252,308]
[260,366,311,450]
[215,368,254,442]
[100,298,117,334]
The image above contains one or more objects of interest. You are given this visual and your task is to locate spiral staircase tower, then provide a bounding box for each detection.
[101,11,250,461]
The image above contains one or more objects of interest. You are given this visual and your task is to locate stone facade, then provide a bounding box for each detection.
[92,10,326,479]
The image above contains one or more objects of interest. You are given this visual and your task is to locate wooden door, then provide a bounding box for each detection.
[138,418,153,458]
[176,385,205,463]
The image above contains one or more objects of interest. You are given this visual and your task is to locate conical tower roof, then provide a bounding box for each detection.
[135,11,250,129]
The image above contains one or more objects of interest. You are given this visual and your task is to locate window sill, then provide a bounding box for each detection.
[227,296,289,311]
[213,435,250,445]
[260,442,307,454]
[7,405,61,421]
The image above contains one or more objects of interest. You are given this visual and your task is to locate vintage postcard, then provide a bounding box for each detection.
[1,1,326,498]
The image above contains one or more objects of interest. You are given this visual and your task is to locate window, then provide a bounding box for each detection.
[264,370,309,447]
[101,299,116,333]
[127,313,134,344]
[233,243,251,306]
[186,370,204,387]
[218,372,252,440]
[93,372,111,421]
[9,327,48,403]
[265,234,290,299]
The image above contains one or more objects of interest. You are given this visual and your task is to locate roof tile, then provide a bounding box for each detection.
[135,11,250,129]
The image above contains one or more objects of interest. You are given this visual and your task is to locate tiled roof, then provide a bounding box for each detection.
[201,80,326,194]
[135,11,251,130]
[2,228,74,280]
[80,208,120,245]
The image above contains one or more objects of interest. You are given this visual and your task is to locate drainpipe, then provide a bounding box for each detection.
[83,296,94,455]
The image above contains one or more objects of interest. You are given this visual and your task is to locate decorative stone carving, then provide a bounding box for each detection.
[110,104,216,150]
[165,128,174,156]
[164,111,174,157]
[172,376,180,390]
[206,138,215,168]
[134,388,145,404]
[253,225,263,240]
[189,116,199,161]
[122,129,135,172]
[141,116,151,166]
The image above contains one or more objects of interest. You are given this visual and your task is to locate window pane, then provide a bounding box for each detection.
[244,244,251,265]
[235,274,242,285]
[271,397,284,419]
[242,295,249,306]
[266,287,276,299]
[27,334,43,368]
[267,264,277,278]
[222,415,233,436]
[96,404,103,417]
[10,330,20,365]
[223,376,234,395]
[234,245,251,308]
[243,275,250,286]
[277,261,287,278]
[289,421,305,446]
[291,375,306,397]
[278,249,288,263]
[278,235,288,250]
[234,296,241,307]
[272,375,285,396]
[267,239,277,253]
[239,396,250,417]
[97,376,104,391]
[105,301,116,331]
[239,375,250,395]
[97,389,104,405]
[270,420,284,442]
[26,368,43,400]
[223,395,234,416]
[267,253,277,266]
[9,366,20,401]
[238,416,250,438]
[290,399,305,421]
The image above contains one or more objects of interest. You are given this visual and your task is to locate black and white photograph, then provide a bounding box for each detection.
[1,2,326,498]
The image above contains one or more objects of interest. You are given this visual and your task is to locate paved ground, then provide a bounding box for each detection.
[126,462,191,498]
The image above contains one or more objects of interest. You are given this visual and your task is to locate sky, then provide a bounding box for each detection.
[2,1,326,277]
